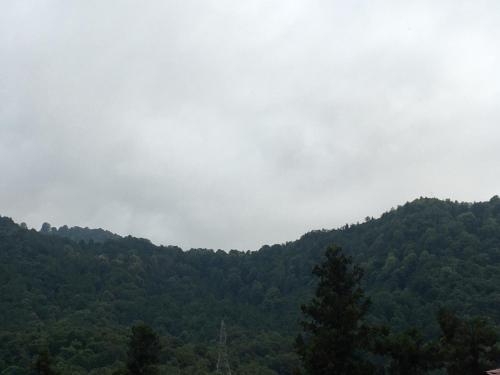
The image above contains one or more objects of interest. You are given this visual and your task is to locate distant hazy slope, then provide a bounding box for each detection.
[39,222,121,243]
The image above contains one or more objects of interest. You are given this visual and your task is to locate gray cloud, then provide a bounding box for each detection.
[1,0,500,250]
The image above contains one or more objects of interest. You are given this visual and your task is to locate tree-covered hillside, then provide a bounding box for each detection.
[1,197,499,373]
[39,223,122,243]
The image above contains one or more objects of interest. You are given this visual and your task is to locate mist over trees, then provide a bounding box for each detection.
[39,223,121,243]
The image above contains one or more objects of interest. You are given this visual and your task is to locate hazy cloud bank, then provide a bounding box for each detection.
[1,0,500,249]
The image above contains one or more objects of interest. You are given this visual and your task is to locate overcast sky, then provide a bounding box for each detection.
[1,1,500,250]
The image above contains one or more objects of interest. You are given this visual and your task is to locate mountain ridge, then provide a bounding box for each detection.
[1,196,499,373]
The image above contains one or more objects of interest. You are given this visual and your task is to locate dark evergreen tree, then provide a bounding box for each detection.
[438,309,500,375]
[126,324,162,375]
[32,349,58,375]
[296,245,376,375]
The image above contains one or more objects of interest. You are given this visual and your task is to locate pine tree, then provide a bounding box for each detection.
[296,245,376,375]
[126,324,162,375]
[32,349,59,375]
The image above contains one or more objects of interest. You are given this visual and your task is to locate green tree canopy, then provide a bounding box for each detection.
[438,309,500,375]
[378,328,441,375]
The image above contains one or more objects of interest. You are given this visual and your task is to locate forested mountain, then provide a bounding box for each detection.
[1,197,500,374]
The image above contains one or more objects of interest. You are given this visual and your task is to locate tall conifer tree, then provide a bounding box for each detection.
[296,245,376,375]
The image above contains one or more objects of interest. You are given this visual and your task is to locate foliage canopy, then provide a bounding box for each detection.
[0,197,499,373]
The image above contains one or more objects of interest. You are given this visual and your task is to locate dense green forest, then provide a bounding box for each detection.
[1,197,500,373]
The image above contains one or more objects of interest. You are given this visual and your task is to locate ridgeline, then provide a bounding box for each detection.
[1,197,499,373]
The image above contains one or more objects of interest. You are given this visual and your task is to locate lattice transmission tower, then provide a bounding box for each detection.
[216,320,232,375]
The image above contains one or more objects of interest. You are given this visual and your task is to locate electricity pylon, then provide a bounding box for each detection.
[216,320,232,375]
